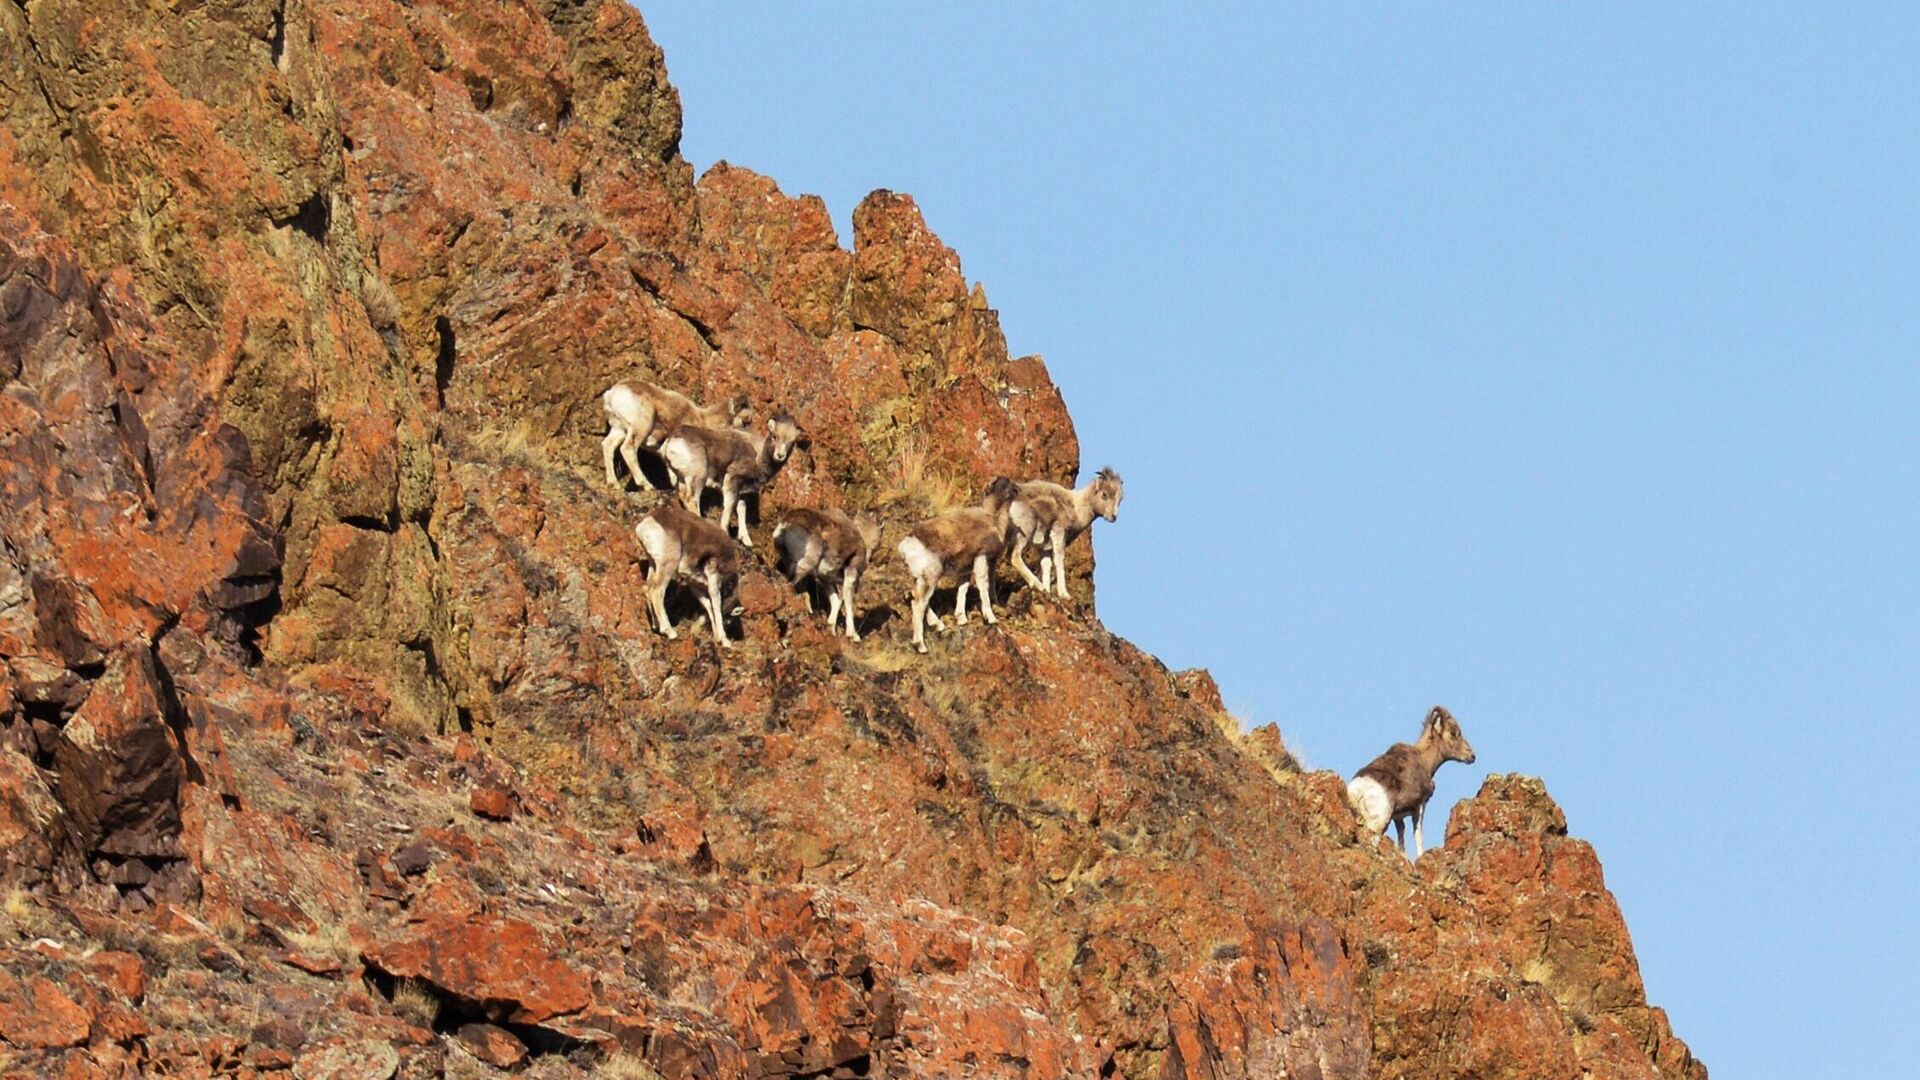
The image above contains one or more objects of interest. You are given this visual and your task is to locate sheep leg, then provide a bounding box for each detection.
[734,489,753,546]
[648,573,676,640]
[1413,802,1426,858]
[1052,528,1071,599]
[640,569,660,633]
[621,432,649,490]
[974,555,997,624]
[841,570,860,640]
[705,567,731,649]
[1038,551,1053,594]
[1011,530,1043,590]
[1392,815,1406,855]
[826,587,843,635]
[954,580,971,625]
[718,478,739,537]
[921,561,948,632]
[793,544,822,584]
[602,425,626,488]
[909,581,930,653]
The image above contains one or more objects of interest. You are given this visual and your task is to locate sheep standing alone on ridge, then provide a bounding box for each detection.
[1007,468,1124,601]
[1346,706,1478,858]
[658,414,804,547]
[633,502,745,648]
[897,478,1020,653]
[601,379,750,491]
[773,508,882,640]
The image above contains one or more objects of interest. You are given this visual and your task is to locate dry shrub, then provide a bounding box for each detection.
[883,438,966,514]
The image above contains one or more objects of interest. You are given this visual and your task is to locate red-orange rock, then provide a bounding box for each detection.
[248,1046,297,1070]
[91,998,150,1044]
[631,806,714,871]
[0,747,76,883]
[0,972,92,1048]
[84,950,146,1003]
[281,950,345,977]
[51,645,184,861]
[469,786,514,821]
[367,915,591,1024]
[1162,922,1369,1079]
[454,1023,529,1069]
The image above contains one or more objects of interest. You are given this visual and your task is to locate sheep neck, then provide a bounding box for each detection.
[1067,485,1099,531]
[1411,732,1451,776]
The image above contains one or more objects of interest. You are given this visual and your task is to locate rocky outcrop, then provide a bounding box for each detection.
[0,2,1702,1077]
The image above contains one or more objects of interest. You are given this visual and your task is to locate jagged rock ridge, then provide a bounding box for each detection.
[0,2,1704,1077]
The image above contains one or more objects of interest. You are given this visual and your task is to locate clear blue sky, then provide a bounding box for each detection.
[642,5,1918,1074]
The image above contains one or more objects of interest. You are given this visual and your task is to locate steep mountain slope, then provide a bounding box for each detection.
[0,2,1705,1077]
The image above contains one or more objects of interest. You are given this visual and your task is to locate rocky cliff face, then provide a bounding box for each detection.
[0,3,1705,1078]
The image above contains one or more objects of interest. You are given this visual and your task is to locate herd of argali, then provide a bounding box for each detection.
[600,377,1121,651]
[601,375,1476,861]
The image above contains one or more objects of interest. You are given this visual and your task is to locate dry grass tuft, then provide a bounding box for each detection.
[1520,955,1556,987]
[882,438,966,513]
[468,421,544,465]
[1,888,47,937]
[2,888,33,923]
[596,1052,665,1079]
[845,638,920,674]
[282,916,358,965]
[391,977,442,1027]
[918,675,967,718]
[211,903,249,944]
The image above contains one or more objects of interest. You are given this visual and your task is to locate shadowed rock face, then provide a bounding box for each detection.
[0,2,1703,1077]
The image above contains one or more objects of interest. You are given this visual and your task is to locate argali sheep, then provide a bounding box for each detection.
[658,414,804,547]
[1346,706,1478,858]
[601,379,750,490]
[1007,468,1124,600]
[773,508,882,640]
[633,502,744,648]
[897,478,1020,653]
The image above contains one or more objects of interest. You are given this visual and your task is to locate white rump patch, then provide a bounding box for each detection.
[634,518,671,564]
[897,536,937,582]
[1346,776,1392,834]
[603,382,642,420]
[660,438,696,478]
